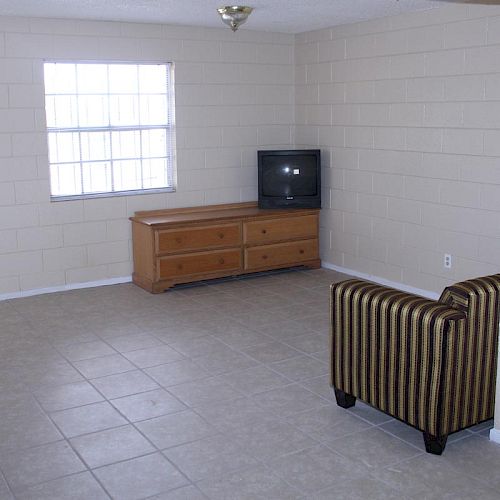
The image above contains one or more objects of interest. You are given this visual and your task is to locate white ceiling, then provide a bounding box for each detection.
[0,0,484,33]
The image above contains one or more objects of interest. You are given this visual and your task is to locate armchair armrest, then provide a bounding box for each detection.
[330,279,465,436]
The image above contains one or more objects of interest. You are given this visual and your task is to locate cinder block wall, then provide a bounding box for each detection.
[295,5,500,294]
[0,17,294,296]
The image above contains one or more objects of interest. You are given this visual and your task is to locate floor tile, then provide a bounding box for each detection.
[0,473,12,500]
[149,485,208,500]
[311,477,407,500]
[15,472,109,500]
[0,409,63,452]
[233,309,288,327]
[269,445,368,494]
[209,327,271,350]
[285,404,373,444]
[164,434,258,482]
[57,340,116,362]
[219,365,291,395]
[136,410,216,450]
[34,381,104,412]
[375,452,500,499]
[70,425,155,468]
[50,401,128,438]
[441,434,500,490]
[331,427,421,469]
[145,359,210,388]
[192,349,258,376]
[270,355,328,381]
[196,465,303,500]
[106,333,165,353]
[73,354,136,379]
[227,418,318,462]
[90,370,159,399]
[251,383,330,416]
[298,375,336,401]
[283,332,327,354]
[242,341,302,364]
[0,440,85,491]
[122,345,185,368]
[168,336,231,358]
[94,452,188,500]
[166,376,243,407]
[20,361,84,389]
[194,397,276,433]
[152,325,208,344]
[110,388,186,422]
[256,320,311,340]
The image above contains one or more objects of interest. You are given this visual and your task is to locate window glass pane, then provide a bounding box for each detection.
[82,161,112,193]
[109,95,139,126]
[45,96,79,128]
[78,95,109,127]
[113,160,142,191]
[139,95,167,125]
[142,158,168,189]
[141,129,166,158]
[48,132,80,163]
[50,163,82,196]
[44,63,76,95]
[77,64,108,94]
[139,65,167,93]
[80,131,111,162]
[108,65,138,94]
[111,131,141,159]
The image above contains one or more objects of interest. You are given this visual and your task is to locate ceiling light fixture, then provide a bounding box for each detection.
[217,6,253,32]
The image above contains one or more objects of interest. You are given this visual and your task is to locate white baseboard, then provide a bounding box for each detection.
[490,428,500,444]
[321,261,440,300]
[0,276,132,302]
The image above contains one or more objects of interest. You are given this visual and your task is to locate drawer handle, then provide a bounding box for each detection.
[175,237,182,244]
[219,258,225,264]
[299,249,304,254]
[261,229,267,234]
[177,264,183,270]
[262,255,268,260]
[218,233,224,239]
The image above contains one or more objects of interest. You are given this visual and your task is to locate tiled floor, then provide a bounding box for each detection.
[0,268,499,499]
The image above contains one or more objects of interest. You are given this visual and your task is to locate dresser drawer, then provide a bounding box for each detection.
[245,239,318,270]
[156,223,241,254]
[158,248,241,279]
[243,215,317,245]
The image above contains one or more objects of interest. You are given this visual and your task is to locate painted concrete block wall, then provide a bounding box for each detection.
[295,4,500,294]
[0,16,294,297]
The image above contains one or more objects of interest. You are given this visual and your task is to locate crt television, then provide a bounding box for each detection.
[258,149,321,209]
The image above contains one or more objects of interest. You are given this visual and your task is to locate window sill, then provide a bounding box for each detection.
[51,186,176,202]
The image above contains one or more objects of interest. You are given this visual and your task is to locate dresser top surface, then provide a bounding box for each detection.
[130,202,320,227]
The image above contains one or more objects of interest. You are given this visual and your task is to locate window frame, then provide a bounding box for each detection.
[43,60,177,202]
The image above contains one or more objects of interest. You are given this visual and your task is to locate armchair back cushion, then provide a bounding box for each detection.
[438,274,500,432]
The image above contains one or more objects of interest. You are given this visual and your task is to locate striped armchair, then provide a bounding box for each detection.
[330,274,500,455]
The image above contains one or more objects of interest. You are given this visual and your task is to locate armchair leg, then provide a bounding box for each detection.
[334,388,356,409]
[423,432,448,455]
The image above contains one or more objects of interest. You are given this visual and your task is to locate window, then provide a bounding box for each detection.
[44,62,175,200]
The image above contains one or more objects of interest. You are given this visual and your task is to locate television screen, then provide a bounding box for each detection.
[258,149,321,209]
[261,154,318,197]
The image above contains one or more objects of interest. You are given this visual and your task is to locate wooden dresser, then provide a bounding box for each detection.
[130,202,320,293]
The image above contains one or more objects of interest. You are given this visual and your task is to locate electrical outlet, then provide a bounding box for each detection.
[444,254,452,269]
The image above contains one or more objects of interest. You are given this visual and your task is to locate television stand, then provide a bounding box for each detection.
[130,202,320,293]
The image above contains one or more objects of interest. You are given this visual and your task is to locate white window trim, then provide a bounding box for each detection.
[44,60,177,201]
